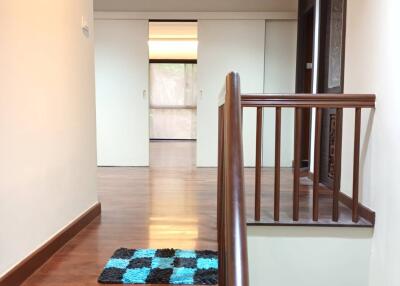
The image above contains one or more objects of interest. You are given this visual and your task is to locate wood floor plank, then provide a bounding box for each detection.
[22,141,368,286]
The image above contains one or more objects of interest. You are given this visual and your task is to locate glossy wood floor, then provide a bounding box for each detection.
[23,141,364,286]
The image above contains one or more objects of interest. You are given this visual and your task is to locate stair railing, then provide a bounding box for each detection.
[217,72,249,286]
[242,92,375,224]
[217,72,376,285]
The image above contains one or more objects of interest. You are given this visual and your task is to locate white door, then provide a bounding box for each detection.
[95,20,149,166]
[197,20,265,167]
[263,20,298,167]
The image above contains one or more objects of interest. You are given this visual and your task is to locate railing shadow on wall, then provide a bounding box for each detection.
[217,72,376,286]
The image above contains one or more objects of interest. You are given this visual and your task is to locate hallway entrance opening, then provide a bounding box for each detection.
[148,21,198,167]
[149,62,197,140]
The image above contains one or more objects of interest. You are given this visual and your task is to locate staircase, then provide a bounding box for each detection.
[217,72,376,286]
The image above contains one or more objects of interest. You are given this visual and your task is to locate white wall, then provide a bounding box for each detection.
[263,20,297,167]
[342,0,400,285]
[248,226,373,286]
[0,0,98,277]
[196,19,298,167]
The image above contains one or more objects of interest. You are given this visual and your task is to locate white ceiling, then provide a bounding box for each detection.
[94,0,298,12]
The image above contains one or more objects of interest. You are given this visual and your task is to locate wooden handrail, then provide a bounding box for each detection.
[241,94,376,108]
[217,72,249,286]
[240,91,375,225]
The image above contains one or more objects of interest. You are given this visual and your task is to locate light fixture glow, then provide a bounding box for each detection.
[148,39,198,60]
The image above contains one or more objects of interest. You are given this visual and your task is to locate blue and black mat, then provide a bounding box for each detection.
[98,248,218,285]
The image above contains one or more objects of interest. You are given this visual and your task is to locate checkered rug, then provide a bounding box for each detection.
[98,248,218,285]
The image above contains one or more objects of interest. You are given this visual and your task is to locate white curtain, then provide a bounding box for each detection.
[149,63,197,139]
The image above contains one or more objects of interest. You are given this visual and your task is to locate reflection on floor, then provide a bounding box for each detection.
[23,140,363,285]
[150,140,196,168]
[23,141,215,286]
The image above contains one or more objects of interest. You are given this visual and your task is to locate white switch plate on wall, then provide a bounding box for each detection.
[82,16,89,36]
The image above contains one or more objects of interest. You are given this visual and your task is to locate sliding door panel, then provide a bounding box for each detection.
[95,20,149,166]
[263,20,298,167]
[197,20,265,167]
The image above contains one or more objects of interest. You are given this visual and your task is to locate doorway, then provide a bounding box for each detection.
[296,0,347,185]
[148,21,198,168]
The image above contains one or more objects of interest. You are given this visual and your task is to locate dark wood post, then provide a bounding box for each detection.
[352,108,361,222]
[293,108,302,221]
[333,108,343,221]
[274,107,281,221]
[223,72,249,286]
[217,105,225,286]
[254,107,263,221]
[313,108,322,221]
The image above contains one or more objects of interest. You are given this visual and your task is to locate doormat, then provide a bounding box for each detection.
[98,248,218,285]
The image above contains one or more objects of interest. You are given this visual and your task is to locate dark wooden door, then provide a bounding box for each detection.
[295,0,316,170]
[318,0,347,188]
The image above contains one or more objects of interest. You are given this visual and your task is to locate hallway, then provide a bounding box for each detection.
[22,140,367,285]
[2,0,399,285]
[23,141,217,285]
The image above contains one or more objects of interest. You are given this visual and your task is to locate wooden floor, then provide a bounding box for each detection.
[23,141,367,286]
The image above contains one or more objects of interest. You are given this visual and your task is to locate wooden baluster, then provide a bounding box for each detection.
[217,106,223,240]
[255,107,263,221]
[352,108,361,222]
[333,108,343,221]
[217,105,225,286]
[274,107,281,221]
[293,108,302,221]
[313,108,322,221]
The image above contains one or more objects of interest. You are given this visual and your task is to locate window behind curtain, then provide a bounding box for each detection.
[149,63,197,140]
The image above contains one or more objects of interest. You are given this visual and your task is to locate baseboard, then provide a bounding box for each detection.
[339,192,375,225]
[305,174,375,225]
[0,202,101,286]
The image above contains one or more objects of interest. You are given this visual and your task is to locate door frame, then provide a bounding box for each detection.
[317,0,347,188]
[295,0,316,170]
